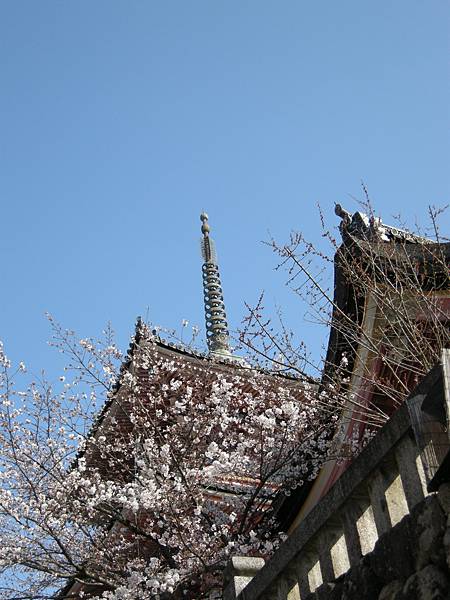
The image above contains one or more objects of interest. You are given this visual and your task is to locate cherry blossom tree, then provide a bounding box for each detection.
[0,318,335,600]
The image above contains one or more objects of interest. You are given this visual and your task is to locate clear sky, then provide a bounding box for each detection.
[1,1,449,379]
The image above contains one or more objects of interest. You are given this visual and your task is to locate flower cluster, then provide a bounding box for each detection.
[0,325,335,599]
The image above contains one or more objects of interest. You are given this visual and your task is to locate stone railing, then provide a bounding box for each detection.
[223,401,432,600]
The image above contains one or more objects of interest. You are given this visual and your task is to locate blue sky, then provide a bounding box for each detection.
[1,1,449,378]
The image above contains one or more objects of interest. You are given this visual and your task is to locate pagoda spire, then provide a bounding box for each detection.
[200,212,233,358]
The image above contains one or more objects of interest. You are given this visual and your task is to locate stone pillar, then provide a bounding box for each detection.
[367,467,394,535]
[394,433,428,510]
[340,502,363,565]
[223,556,265,600]
[290,556,311,599]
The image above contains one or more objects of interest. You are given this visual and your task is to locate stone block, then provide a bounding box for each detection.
[414,497,446,570]
[340,563,382,600]
[402,565,449,600]
[378,580,403,600]
[437,483,450,515]
[223,556,265,600]
[443,527,450,571]
[369,515,415,583]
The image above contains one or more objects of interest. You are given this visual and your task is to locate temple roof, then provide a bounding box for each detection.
[334,203,436,244]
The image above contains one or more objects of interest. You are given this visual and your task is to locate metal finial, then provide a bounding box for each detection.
[199,212,232,357]
[200,212,210,236]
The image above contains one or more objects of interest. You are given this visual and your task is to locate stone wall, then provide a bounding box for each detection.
[305,484,450,600]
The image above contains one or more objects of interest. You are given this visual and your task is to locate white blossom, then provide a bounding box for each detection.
[0,325,334,599]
